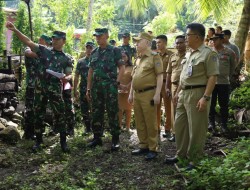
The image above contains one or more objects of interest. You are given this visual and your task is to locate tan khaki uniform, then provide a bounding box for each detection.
[157,49,174,132]
[132,49,163,151]
[175,44,219,162]
[166,52,186,133]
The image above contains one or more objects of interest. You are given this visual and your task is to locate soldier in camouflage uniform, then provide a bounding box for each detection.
[74,42,95,135]
[6,22,73,152]
[23,35,51,140]
[118,32,136,62]
[86,28,125,151]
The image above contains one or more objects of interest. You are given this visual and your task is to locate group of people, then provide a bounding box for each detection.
[6,21,240,170]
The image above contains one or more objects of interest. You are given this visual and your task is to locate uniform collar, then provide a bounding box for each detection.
[159,48,167,56]
[196,44,206,52]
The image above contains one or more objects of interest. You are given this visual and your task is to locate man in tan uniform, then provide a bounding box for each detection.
[165,35,186,142]
[128,32,163,161]
[155,35,174,138]
[165,23,219,169]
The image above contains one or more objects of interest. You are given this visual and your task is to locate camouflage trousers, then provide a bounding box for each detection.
[80,87,91,131]
[34,81,66,134]
[24,80,35,134]
[62,89,75,133]
[91,81,120,137]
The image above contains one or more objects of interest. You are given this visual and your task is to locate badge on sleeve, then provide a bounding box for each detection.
[155,62,161,67]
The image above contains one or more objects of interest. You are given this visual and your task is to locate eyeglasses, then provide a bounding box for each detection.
[185,33,198,37]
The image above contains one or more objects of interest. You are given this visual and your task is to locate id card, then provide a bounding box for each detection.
[187,65,193,77]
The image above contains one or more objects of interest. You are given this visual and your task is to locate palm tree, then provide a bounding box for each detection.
[86,0,94,33]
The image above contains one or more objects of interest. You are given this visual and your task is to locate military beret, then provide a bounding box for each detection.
[122,32,130,37]
[52,31,66,39]
[85,41,95,47]
[210,33,224,40]
[40,34,52,44]
[93,28,109,36]
[133,32,153,42]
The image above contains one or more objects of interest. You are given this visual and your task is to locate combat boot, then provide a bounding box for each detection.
[87,134,102,148]
[60,132,70,153]
[32,133,43,152]
[111,135,120,151]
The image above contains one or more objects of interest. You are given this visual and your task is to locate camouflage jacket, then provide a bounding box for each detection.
[89,45,123,83]
[75,56,90,90]
[34,45,74,87]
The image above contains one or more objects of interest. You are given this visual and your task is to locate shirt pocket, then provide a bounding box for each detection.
[192,59,205,75]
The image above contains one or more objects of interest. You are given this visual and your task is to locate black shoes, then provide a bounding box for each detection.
[162,130,171,138]
[131,148,149,155]
[145,151,157,161]
[168,134,175,142]
[60,132,70,153]
[164,155,179,164]
[87,137,103,148]
[111,136,120,151]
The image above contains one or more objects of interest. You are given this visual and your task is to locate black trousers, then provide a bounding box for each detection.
[209,84,230,127]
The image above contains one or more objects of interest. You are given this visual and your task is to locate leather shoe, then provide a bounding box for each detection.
[87,138,102,148]
[168,134,175,142]
[162,131,171,138]
[164,156,179,164]
[145,151,157,161]
[111,136,120,151]
[131,148,149,155]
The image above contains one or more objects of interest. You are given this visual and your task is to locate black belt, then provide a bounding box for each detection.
[182,85,206,90]
[172,81,179,85]
[134,86,156,93]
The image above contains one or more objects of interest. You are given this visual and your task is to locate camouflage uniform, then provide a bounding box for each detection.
[23,47,38,138]
[75,56,91,131]
[89,45,124,137]
[33,45,73,134]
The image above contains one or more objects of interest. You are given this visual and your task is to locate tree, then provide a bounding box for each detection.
[86,0,94,33]
[0,1,5,53]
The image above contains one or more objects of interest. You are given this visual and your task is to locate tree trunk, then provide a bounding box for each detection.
[234,0,250,57]
[86,0,94,33]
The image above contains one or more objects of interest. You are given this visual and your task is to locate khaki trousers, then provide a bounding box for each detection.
[134,89,158,151]
[170,84,179,134]
[174,88,210,162]
[157,84,171,132]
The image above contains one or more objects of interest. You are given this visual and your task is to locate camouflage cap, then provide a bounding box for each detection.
[122,32,130,37]
[93,28,109,36]
[40,34,52,44]
[85,41,95,47]
[210,33,224,40]
[52,31,66,39]
[133,32,153,42]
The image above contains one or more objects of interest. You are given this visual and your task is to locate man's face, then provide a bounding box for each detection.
[223,35,230,43]
[156,38,167,51]
[122,36,130,44]
[185,28,199,48]
[175,38,186,53]
[208,29,214,37]
[85,45,93,55]
[95,33,108,46]
[212,38,223,49]
[39,38,46,45]
[135,39,148,53]
[52,38,65,50]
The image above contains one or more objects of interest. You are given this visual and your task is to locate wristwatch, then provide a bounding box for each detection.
[203,95,211,101]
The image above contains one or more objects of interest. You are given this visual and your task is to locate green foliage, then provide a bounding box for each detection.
[185,138,250,189]
[0,1,5,53]
[230,77,250,109]
[143,12,177,36]
[12,2,29,54]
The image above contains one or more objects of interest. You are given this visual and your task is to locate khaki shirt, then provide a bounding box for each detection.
[180,44,219,87]
[166,52,186,83]
[132,49,163,90]
[159,49,174,78]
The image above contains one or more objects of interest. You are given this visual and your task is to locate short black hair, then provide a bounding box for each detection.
[209,28,215,34]
[186,23,206,39]
[151,40,157,50]
[222,29,231,37]
[216,26,223,31]
[175,35,185,40]
[156,35,168,42]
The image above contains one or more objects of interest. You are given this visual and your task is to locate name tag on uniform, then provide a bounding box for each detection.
[187,65,192,77]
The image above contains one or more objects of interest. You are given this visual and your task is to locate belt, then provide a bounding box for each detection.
[172,81,179,85]
[134,86,156,93]
[182,85,206,90]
